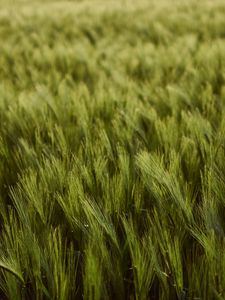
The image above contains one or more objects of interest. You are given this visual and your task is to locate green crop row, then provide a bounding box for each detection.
[0,1,225,299]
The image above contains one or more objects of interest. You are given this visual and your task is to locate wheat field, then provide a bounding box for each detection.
[0,0,225,299]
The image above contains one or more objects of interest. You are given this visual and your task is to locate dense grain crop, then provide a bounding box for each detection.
[0,0,225,299]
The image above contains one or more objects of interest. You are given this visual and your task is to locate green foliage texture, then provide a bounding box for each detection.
[0,0,225,299]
